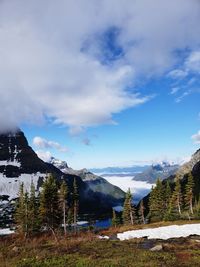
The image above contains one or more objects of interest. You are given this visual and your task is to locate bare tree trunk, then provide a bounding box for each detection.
[130,210,134,225]
[177,196,181,215]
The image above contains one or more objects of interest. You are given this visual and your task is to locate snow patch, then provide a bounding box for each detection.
[0,173,46,199]
[0,228,15,235]
[117,224,200,240]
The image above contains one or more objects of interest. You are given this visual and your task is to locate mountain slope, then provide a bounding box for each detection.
[0,130,124,215]
[50,158,125,201]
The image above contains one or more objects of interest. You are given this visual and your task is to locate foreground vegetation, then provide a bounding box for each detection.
[2,221,200,267]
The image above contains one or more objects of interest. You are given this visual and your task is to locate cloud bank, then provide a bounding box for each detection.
[0,0,200,132]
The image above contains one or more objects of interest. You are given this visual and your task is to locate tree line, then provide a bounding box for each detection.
[15,174,79,238]
[112,172,199,227]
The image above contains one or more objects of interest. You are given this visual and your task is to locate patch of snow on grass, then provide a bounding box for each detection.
[0,228,15,235]
[117,224,200,240]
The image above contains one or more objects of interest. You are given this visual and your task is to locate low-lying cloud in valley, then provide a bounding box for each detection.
[0,0,200,132]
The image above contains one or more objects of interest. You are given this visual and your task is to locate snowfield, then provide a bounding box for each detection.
[117,224,200,240]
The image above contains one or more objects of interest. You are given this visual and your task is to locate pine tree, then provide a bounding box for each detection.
[149,179,165,222]
[15,183,26,235]
[39,174,60,233]
[112,209,118,228]
[72,178,79,231]
[170,176,182,218]
[29,181,39,233]
[184,172,194,215]
[138,199,145,224]
[67,208,73,229]
[165,181,172,209]
[59,180,68,236]
[194,195,200,219]
[163,181,172,221]
[24,190,30,237]
[123,189,136,225]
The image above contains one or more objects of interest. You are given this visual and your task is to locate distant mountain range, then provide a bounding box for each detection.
[0,130,124,216]
[133,161,180,183]
[90,165,149,176]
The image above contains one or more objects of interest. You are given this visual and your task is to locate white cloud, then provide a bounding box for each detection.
[170,87,181,95]
[185,51,200,73]
[36,150,52,163]
[191,130,200,144]
[33,136,68,152]
[0,0,200,132]
[168,69,188,79]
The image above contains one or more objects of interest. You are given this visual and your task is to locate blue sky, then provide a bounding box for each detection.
[23,74,200,169]
[0,0,200,169]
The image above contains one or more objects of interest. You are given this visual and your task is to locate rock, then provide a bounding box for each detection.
[150,244,163,251]
[12,246,19,252]
[109,234,120,241]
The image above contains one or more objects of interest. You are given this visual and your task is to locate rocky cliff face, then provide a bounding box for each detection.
[0,130,124,215]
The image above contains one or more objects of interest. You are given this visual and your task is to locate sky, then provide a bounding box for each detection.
[0,0,200,169]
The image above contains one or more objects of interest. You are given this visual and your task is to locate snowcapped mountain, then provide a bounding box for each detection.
[0,130,124,215]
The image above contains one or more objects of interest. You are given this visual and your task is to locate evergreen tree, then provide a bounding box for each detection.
[170,176,183,218]
[194,195,200,219]
[67,208,73,229]
[59,180,68,236]
[184,172,194,215]
[163,181,172,221]
[112,209,118,228]
[138,199,145,224]
[15,183,26,235]
[165,181,172,209]
[39,174,60,232]
[72,178,79,231]
[29,181,40,234]
[123,189,136,225]
[149,179,165,222]
[24,190,30,237]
